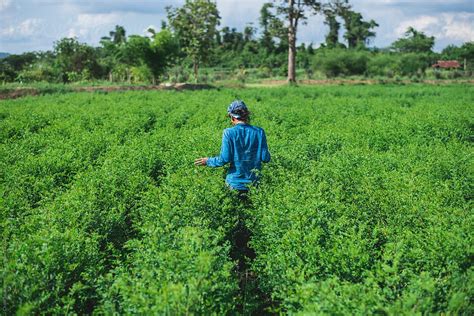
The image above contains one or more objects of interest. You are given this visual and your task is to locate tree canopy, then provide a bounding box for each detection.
[391,27,435,53]
[1,0,473,85]
[167,0,220,81]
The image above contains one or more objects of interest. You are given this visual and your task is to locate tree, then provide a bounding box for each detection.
[244,24,256,43]
[149,28,180,81]
[259,3,276,53]
[340,9,378,49]
[391,27,435,53]
[270,0,323,83]
[0,52,38,82]
[54,38,101,82]
[99,26,128,81]
[441,42,474,71]
[323,11,340,48]
[322,0,350,48]
[221,27,244,51]
[109,25,127,45]
[167,0,220,82]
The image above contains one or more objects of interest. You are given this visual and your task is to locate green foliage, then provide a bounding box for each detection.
[441,42,474,71]
[313,48,369,77]
[391,27,435,53]
[0,52,42,82]
[366,53,399,77]
[54,38,102,83]
[340,9,378,49]
[3,4,474,84]
[313,49,442,78]
[397,53,434,76]
[1,85,472,314]
[16,61,57,83]
[167,0,221,80]
[322,0,350,49]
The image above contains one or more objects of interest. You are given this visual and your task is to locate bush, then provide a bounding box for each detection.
[167,66,191,83]
[235,67,247,83]
[367,53,400,77]
[447,70,463,79]
[15,63,57,83]
[2,86,471,314]
[313,49,369,78]
[396,53,432,77]
[130,64,153,83]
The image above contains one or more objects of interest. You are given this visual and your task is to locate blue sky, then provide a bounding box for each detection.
[0,0,473,54]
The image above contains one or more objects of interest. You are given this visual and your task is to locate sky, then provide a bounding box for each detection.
[0,0,473,54]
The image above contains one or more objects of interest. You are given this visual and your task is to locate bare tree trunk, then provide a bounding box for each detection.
[193,61,199,83]
[288,26,296,83]
[287,0,297,84]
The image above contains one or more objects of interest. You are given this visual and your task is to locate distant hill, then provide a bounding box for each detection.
[0,52,10,59]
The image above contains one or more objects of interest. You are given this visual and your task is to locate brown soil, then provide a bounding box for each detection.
[1,80,472,100]
[252,78,474,87]
[0,88,40,100]
[0,83,214,100]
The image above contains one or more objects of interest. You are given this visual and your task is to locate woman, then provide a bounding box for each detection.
[194,100,271,192]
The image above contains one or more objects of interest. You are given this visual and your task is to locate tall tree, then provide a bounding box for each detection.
[244,24,256,43]
[167,0,220,81]
[322,0,350,48]
[391,27,435,53]
[54,37,100,82]
[323,10,339,48]
[221,27,244,51]
[270,0,322,83]
[149,28,180,81]
[340,10,378,49]
[109,25,127,45]
[259,3,276,52]
[99,26,128,81]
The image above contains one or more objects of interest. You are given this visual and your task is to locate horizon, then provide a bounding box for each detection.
[1,0,473,54]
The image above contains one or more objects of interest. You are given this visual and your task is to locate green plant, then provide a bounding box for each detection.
[1,85,472,314]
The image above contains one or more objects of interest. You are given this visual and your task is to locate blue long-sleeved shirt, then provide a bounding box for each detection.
[207,123,271,191]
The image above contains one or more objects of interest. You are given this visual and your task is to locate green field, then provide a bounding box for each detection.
[1,85,473,314]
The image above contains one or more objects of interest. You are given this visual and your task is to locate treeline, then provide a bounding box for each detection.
[1,0,473,84]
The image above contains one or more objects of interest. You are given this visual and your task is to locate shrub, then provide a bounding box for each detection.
[313,49,369,77]
[367,53,400,77]
[1,86,471,315]
[130,64,153,83]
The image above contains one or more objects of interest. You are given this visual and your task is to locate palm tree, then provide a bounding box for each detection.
[110,25,126,45]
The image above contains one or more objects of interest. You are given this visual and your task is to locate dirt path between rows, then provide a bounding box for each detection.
[248,78,474,87]
[1,79,473,100]
[0,83,214,100]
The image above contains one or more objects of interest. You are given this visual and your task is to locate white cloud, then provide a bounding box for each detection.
[76,13,119,29]
[66,13,119,41]
[0,18,42,37]
[395,16,439,37]
[394,13,474,42]
[441,13,474,41]
[0,0,12,11]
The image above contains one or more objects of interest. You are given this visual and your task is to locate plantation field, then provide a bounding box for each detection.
[1,85,473,314]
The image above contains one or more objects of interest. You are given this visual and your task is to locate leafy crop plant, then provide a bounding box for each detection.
[1,84,472,314]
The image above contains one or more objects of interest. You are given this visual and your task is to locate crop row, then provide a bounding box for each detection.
[1,84,472,314]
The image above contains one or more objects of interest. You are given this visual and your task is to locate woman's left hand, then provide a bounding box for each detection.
[194,157,208,166]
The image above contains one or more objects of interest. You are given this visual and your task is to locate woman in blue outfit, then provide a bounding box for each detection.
[194,100,271,192]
